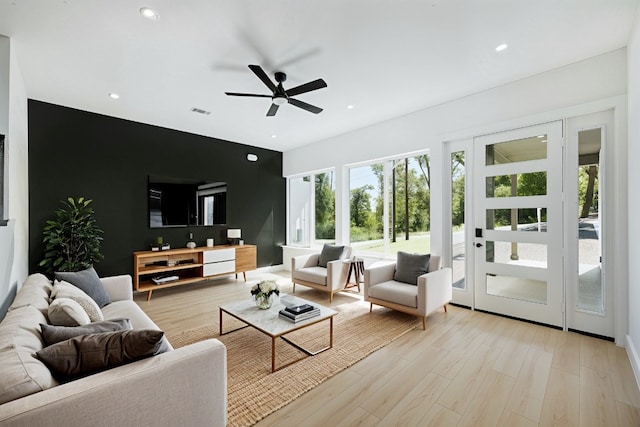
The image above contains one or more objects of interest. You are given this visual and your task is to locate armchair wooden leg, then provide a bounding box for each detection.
[369,303,373,313]
[422,316,426,330]
[292,282,296,293]
[329,292,333,303]
[443,304,448,313]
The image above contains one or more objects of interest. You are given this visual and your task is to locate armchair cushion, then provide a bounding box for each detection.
[318,244,345,267]
[292,266,328,286]
[368,281,418,308]
[393,251,431,285]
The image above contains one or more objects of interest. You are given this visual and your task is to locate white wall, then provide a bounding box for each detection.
[627,8,640,386]
[0,35,28,318]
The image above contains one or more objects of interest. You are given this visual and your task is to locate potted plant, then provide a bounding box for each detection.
[39,197,104,277]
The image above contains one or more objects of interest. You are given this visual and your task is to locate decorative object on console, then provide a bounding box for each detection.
[186,232,196,249]
[227,228,241,245]
[251,280,280,310]
[39,197,104,277]
[206,238,214,247]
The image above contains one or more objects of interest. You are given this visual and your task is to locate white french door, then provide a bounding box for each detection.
[472,121,564,327]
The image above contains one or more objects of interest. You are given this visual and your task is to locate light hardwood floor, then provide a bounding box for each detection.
[134,271,640,427]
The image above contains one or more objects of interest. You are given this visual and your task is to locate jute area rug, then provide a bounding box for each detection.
[167,298,421,427]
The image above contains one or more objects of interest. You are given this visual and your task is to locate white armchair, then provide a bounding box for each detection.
[291,245,352,302]
[364,255,452,330]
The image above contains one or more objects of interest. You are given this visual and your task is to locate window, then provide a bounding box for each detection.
[287,170,336,246]
[348,153,430,256]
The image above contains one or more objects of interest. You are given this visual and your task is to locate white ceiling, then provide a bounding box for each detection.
[0,0,637,152]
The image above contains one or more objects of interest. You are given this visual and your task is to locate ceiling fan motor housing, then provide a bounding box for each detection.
[274,71,287,83]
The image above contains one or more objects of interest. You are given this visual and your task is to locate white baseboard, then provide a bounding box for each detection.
[626,334,640,392]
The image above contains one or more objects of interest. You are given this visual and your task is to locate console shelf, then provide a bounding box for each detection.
[133,244,257,300]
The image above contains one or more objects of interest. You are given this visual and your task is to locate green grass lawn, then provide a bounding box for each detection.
[355,233,431,255]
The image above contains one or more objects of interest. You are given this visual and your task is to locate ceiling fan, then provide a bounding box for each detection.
[225,64,327,116]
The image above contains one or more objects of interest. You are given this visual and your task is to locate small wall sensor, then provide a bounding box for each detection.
[247,153,258,162]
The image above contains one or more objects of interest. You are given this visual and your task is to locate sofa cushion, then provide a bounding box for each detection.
[48,298,91,327]
[8,273,52,315]
[0,306,57,405]
[393,251,431,285]
[36,329,165,381]
[40,319,133,346]
[318,244,345,268]
[293,266,328,286]
[55,267,112,308]
[52,280,104,322]
[368,280,418,308]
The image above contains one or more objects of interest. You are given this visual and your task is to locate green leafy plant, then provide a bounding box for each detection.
[39,197,104,277]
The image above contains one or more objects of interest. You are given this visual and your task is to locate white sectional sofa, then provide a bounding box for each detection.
[0,273,227,426]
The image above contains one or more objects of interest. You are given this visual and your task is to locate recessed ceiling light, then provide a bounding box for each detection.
[271,134,277,138]
[495,43,508,52]
[347,105,355,109]
[140,7,159,20]
[537,135,545,138]
[108,93,120,99]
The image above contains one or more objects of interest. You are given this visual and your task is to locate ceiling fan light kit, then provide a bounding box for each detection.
[225,64,327,117]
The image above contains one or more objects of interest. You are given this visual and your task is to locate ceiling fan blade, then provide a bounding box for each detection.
[289,98,323,114]
[248,65,277,93]
[266,103,279,116]
[225,92,272,98]
[286,78,327,97]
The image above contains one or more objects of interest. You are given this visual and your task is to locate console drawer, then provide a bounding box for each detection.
[203,260,235,277]
[202,248,235,264]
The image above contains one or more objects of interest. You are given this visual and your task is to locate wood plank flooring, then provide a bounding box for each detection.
[134,271,640,427]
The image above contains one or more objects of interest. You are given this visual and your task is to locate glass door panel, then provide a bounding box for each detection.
[474,121,563,327]
[451,150,466,290]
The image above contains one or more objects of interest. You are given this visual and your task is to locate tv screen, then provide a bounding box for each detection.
[148,175,227,228]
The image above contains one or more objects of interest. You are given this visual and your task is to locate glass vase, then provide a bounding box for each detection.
[254,293,273,310]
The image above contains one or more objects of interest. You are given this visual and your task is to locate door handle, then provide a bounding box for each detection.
[476,243,483,248]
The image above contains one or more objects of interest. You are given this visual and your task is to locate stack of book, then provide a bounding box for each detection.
[279,303,320,323]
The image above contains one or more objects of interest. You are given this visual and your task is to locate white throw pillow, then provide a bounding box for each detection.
[48,298,91,327]
[52,281,104,322]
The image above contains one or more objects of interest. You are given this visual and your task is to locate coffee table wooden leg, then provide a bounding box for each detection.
[272,336,276,373]
[330,316,333,348]
[219,308,222,336]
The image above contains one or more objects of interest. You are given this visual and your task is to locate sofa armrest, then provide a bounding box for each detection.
[417,267,453,316]
[100,275,133,302]
[292,253,320,270]
[0,339,227,427]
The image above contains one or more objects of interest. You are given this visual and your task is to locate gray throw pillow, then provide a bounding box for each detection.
[36,329,165,380]
[40,318,132,346]
[55,267,112,308]
[318,244,345,268]
[393,251,431,285]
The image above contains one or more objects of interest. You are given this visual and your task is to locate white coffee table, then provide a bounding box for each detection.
[219,294,337,372]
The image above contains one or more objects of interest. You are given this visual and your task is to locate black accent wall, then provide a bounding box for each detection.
[28,100,285,277]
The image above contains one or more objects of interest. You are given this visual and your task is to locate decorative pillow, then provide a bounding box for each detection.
[52,281,104,322]
[40,318,132,346]
[393,251,431,285]
[55,267,112,308]
[48,298,91,327]
[36,329,165,380]
[318,244,345,268]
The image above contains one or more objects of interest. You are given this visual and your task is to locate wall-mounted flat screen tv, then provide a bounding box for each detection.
[148,175,227,228]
